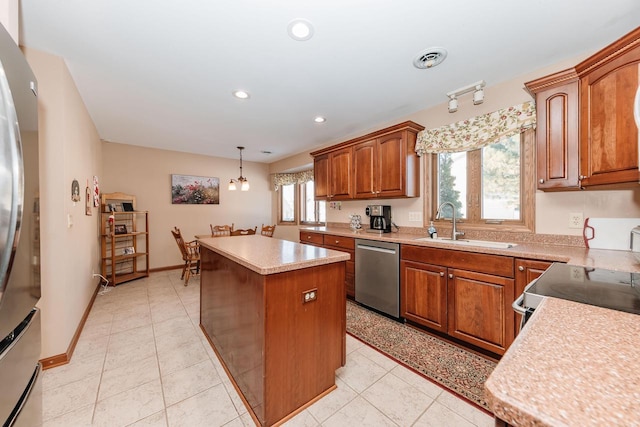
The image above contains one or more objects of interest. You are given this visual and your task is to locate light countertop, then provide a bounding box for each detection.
[484,297,640,426]
[300,226,640,273]
[198,235,350,275]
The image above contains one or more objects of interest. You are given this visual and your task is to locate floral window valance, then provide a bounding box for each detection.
[271,169,314,190]
[415,101,536,155]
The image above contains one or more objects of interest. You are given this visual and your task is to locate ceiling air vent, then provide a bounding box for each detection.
[413,48,447,69]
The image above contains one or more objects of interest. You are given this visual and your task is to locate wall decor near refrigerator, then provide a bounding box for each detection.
[0,23,42,427]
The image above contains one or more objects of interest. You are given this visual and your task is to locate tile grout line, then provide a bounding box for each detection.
[89,292,116,426]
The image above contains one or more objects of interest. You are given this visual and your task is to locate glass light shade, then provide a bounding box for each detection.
[228,180,237,191]
[473,88,484,105]
[448,97,458,113]
[240,180,250,191]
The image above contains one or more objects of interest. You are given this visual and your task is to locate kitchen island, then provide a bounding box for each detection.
[198,235,349,427]
[485,297,640,426]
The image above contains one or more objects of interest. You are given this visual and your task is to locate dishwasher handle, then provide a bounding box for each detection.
[512,293,527,315]
[356,244,397,255]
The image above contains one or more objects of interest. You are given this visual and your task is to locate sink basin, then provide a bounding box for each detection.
[413,237,517,249]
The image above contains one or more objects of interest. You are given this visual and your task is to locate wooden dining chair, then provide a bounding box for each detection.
[171,227,200,286]
[230,226,257,236]
[260,224,276,237]
[210,223,234,237]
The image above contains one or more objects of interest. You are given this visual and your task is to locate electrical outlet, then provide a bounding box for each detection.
[568,212,583,229]
[408,212,422,222]
[302,288,317,303]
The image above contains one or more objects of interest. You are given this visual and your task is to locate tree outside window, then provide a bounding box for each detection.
[434,132,529,229]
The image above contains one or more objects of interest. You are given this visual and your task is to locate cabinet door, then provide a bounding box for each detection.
[329,147,353,200]
[313,155,330,200]
[534,78,580,190]
[447,269,514,355]
[579,44,640,186]
[401,260,447,332]
[353,139,377,198]
[377,131,410,198]
[514,259,552,338]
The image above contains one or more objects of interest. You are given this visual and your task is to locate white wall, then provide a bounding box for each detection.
[269,55,640,237]
[101,142,271,269]
[24,47,103,359]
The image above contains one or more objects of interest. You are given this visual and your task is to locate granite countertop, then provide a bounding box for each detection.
[485,297,640,426]
[300,226,640,273]
[198,235,350,275]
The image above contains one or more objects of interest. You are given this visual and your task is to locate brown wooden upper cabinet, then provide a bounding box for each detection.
[311,121,424,200]
[313,147,353,200]
[525,69,580,191]
[526,27,640,191]
[576,28,640,187]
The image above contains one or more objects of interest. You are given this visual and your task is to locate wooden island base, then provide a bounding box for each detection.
[199,243,346,427]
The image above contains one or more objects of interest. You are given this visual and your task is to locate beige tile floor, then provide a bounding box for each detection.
[42,271,494,427]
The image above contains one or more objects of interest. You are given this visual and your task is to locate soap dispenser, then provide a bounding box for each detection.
[428,221,437,239]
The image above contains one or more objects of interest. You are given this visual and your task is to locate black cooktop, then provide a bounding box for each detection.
[523,263,640,315]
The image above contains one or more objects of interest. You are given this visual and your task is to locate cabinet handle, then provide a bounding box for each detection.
[440,272,445,277]
[307,236,311,240]
[579,175,586,180]
[334,240,339,244]
[518,266,524,272]
[448,273,453,279]
[539,179,544,184]
[634,85,640,127]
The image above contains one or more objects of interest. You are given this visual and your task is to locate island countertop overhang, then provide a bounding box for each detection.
[198,235,350,275]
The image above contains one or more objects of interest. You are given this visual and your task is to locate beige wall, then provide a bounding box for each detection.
[101,142,271,269]
[24,47,103,359]
[270,55,640,237]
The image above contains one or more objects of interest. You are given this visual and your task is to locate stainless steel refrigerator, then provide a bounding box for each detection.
[0,23,42,427]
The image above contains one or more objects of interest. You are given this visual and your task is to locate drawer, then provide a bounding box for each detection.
[402,244,514,278]
[323,235,355,250]
[299,231,323,245]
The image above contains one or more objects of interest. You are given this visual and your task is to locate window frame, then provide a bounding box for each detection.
[425,128,535,233]
[277,181,326,226]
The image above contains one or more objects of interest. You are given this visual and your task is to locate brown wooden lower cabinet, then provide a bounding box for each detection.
[200,246,346,426]
[401,245,516,355]
[300,231,356,298]
[447,269,514,354]
[514,259,553,337]
[401,260,448,332]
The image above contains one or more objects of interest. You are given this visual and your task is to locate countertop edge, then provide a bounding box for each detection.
[300,227,640,272]
[199,236,350,275]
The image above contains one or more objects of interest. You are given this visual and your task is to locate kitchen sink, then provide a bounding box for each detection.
[413,237,517,249]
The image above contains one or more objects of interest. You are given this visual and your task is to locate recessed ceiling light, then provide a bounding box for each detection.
[232,90,250,99]
[287,19,314,41]
[314,116,326,123]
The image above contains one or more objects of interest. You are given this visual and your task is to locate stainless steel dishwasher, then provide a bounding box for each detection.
[355,239,400,318]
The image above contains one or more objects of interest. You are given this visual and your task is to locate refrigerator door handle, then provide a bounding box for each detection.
[0,62,24,302]
[5,363,41,427]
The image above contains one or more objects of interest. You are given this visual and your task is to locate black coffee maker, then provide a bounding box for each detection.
[365,205,392,233]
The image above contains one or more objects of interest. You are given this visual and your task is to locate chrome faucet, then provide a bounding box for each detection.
[436,202,465,240]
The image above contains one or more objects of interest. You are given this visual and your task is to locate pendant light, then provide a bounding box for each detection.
[229,146,249,191]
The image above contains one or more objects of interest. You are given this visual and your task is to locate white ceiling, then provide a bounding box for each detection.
[19,1,640,163]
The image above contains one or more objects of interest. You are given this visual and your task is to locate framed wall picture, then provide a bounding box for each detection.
[71,179,81,202]
[171,174,220,204]
[85,185,92,216]
[114,224,128,235]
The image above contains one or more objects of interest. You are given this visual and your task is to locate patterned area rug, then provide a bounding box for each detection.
[346,300,496,411]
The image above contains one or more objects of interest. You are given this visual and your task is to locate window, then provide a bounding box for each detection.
[278,181,326,225]
[430,130,534,232]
